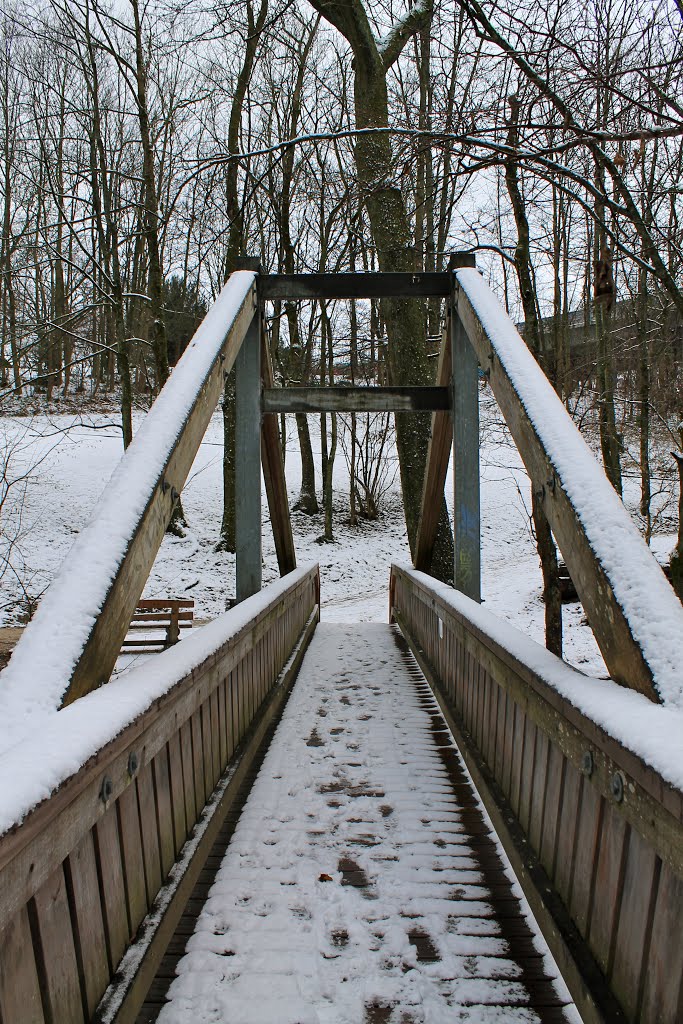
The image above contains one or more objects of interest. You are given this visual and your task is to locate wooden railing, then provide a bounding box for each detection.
[391,564,683,1024]
[414,265,683,703]
[0,268,295,717]
[0,566,319,1024]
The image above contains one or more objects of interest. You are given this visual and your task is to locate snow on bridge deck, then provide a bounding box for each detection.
[149,624,578,1024]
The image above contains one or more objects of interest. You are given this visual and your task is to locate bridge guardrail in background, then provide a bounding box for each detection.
[0,565,319,1024]
[391,563,683,1024]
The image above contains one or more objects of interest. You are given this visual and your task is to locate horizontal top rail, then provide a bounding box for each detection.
[454,268,683,706]
[262,385,450,414]
[0,271,258,737]
[259,271,452,300]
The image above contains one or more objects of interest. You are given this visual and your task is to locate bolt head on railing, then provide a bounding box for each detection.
[611,772,625,803]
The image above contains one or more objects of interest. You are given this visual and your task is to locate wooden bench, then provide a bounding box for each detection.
[122,598,194,650]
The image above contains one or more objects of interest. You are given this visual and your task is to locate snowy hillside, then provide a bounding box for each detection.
[1,389,674,682]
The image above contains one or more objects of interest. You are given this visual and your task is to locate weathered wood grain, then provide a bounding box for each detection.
[95,806,130,972]
[0,908,44,1024]
[31,866,84,1023]
[539,745,565,879]
[640,863,683,1023]
[178,719,196,835]
[117,784,148,935]
[588,803,629,973]
[65,832,110,1017]
[610,829,659,1020]
[167,732,187,854]
[554,763,582,899]
[528,729,550,853]
[152,749,175,878]
[136,763,162,908]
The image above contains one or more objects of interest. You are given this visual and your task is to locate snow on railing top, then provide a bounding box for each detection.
[395,564,683,791]
[0,565,316,837]
[0,272,256,754]
[456,267,683,707]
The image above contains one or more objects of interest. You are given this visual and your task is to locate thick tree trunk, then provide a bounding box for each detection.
[131,0,168,393]
[592,143,623,497]
[356,69,452,577]
[223,1,310,542]
[83,13,133,447]
[293,414,319,514]
[638,275,651,535]
[309,0,452,581]
[595,302,623,495]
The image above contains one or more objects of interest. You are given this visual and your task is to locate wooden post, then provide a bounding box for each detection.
[260,332,297,576]
[414,331,452,572]
[236,313,262,602]
[451,279,481,602]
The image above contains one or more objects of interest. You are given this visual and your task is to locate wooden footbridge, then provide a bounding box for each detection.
[1,264,682,1024]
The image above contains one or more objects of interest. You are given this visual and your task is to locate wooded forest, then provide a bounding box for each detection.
[1,0,682,623]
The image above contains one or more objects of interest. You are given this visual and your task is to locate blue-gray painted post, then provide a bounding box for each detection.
[451,285,481,602]
[235,313,262,602]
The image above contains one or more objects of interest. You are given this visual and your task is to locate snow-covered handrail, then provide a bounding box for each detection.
[391,563,683,1023]
[455,267,683,705]
[0,566,319,1024]
[0,271,257,729]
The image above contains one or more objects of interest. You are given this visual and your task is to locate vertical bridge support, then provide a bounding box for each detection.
[236,312,262,602]
[451,277,481,602]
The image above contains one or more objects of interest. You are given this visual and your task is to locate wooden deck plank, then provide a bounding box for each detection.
[138,624,573,1024]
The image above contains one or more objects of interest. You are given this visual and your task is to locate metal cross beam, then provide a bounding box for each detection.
[262,385,450,415]
[258,272,452,301]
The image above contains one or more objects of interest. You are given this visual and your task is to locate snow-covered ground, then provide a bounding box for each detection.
[0,391,677,681]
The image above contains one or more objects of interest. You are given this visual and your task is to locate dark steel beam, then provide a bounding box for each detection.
[262,385,451,414]
[259,272,452,301]
[236,314,262,602]
[452,304,481,603]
